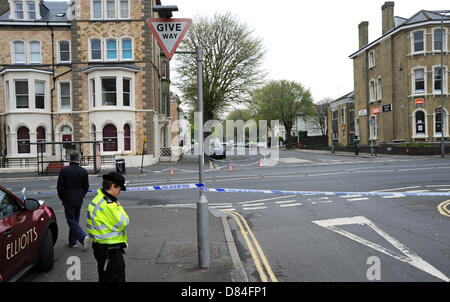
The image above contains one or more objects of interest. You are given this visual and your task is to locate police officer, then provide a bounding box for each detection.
[87,172,130,282]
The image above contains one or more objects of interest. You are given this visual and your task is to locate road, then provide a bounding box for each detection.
[3,148,450,282]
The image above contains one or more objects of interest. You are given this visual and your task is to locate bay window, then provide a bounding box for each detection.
[15,80,29,109]
[102,78,117,106]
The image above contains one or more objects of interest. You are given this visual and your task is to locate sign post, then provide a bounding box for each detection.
[146,15,210,268]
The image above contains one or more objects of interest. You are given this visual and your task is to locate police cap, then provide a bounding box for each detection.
[103,172,126,191]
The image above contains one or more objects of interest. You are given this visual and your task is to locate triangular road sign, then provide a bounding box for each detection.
[146,18,192,59]
[312,216,449,282]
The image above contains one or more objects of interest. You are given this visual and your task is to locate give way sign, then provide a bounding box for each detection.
[146,18,192,59]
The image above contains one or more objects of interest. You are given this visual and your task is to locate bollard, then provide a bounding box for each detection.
[170,167,174,176]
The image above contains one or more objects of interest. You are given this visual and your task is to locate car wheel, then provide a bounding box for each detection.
[37,230,54,271]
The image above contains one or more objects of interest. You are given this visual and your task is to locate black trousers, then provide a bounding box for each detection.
[92,243,126,282]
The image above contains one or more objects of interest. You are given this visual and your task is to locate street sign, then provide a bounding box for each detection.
[415,98,424,105]
[371,107,381,114]
[146,18,192,59]
[382,104,392,112]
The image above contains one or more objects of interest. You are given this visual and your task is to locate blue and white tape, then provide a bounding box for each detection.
[202,187,450,197]
[22,183,450,197]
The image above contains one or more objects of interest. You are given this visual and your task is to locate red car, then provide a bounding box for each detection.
[0,185,58,282]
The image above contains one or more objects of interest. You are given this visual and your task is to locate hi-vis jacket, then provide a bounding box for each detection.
[87,189,130,247]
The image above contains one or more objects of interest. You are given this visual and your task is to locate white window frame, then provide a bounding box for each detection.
[105,38,118,61]
[377,77,382,101]
[58,81,72,111]
[432,27,447,53]
[14,1,24,20]
[369,115,377,140]
[432,65,448,94]
[340,107,346,126]
[105,0,116,20]
[14,79,29,109]
[57,40,71,63]
[28,40,41,64]
[368,50,375,68]
[119,0,130,19]
[89,38,103,61]
[412,108,428,138]
[120,37,133,61]
[161,61,167,79]
[433,107,448,138]
[90,78,96,108]
[122,77,131,107]
[91,0,103,20]
[411,29,426,54]
[12,40,26,64]
[27,1,36,20]
[34,80,46,110]
[5,80,10,111]
[369,79,376,102]
[101,77,117,106]
[412,66,426,95]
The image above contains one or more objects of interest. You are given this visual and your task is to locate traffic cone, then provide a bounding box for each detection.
[228,163,232,172]
[259,160,262,168]
[170,167,174,176]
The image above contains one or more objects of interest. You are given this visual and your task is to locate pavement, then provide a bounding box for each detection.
[20,205,247,282]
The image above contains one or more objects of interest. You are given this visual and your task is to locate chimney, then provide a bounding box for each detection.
[358,21,369,49]
[382,2,395,35]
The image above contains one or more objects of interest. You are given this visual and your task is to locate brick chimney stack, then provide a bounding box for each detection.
[382,1,395,35]
[358,21,369,49]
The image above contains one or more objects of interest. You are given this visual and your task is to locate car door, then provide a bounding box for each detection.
[0,188,33,281]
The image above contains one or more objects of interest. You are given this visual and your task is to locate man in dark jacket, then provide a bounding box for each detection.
[57,151,90,249]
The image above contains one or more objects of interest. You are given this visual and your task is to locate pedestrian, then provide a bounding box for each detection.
[57,151,90,249]
[87,172,130,282]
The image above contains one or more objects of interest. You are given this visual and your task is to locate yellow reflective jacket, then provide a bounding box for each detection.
[87,189,130,247]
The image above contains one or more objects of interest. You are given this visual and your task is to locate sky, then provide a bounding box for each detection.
[166,0,447,104]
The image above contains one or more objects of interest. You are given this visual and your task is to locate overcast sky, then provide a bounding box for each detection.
[166,0,446,104]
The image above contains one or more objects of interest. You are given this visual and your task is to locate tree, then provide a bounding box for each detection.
[250,80,314,145]
[174,12,266,122]
[311,98,332,136]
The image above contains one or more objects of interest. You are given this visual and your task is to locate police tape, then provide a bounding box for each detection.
[23,183,450,198]
[201,187,450,197]
[26,183,205,195]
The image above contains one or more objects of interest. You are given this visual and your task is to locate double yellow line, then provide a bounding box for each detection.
[437,200,450,217]
[225,210,278,282]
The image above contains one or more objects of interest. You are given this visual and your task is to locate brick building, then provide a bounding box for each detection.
[0,0,174,165]
[328,91,355,147]
[350,2,450,147]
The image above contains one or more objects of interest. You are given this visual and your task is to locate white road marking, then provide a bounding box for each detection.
[280,203,302,208]
[398,167,434,172]
[238,195,295,205]
[308,172,350,177]
[370,186,421,192]
[243,206,267,211]
[312,216,450,282]
[276,200,297,204]
[381,195,405,199]
[347,198,370,201]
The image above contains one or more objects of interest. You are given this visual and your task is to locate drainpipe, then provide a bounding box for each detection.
[49,23,56,155]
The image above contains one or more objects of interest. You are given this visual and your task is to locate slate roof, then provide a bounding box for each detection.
[0,1,70,22]
[350,10,450,58]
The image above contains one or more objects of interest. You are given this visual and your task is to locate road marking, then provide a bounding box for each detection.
[226,210,278,282]
[398,167,434,172]
[308,172,350,177]
[276,200,297,204]
[280,203,302,208]
[437,200,450,217]
[312,216,449,282]
[370,186,421,192]
[381,195,405,199]
[347,198,370,201]
[426,185,450,188]
[243,206,267,211]
[239,195,295,205]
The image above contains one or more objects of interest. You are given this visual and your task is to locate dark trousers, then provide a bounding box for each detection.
[64,205,86,245]
[93,243,126,282]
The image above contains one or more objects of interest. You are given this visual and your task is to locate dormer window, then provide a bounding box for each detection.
[27,1,36,19]
[10,0,41,21]
[14,1,24,19]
